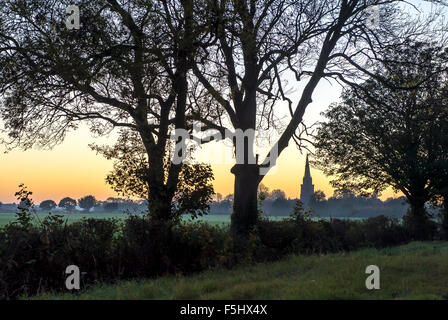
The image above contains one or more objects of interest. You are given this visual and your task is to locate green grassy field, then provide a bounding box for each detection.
[0,212,290,227]
[0,212,126,227]
[31,241,448,300]
[0,212,368,228]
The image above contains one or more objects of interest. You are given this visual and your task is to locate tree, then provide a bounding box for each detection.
[78,195,97,212]
[106,197,126,203]
[309,190,326,206]
[216,193,223,202]
[0,0,442,234]
[93,131,215,219]
[39,200,57,211]
[430,97,448,238]
[0,0,214,222]
[333,189,355,200]
[269,189,286,201]
[192,0,437,235]
[313,42,448,239]
[271,197,291,213]
[257,184,270,201]
[103,202,119,212]
[58,197,77,212]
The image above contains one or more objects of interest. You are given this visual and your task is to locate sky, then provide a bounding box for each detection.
[0,80,399,204]
[0,0,442,204]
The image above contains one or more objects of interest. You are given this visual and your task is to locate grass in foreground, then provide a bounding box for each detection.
[31,241,448,300]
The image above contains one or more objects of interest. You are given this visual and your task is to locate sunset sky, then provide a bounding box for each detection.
[0,79,402,204]
[0,0,437,204]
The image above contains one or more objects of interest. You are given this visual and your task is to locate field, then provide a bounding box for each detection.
[0,212,291,227]
[31,241,448,300]
[0,212,231,227]
[0,212,368,228]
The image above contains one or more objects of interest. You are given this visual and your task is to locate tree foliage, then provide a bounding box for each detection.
[78,195,97,212]
[313,42,448,239]
[190,0,443,235]
[92,130,214,219]
[0,0,445,233]
[39,200,57,211]
[58,197,77,212]
[314,42,448,196]
[310,190,326,205]
[0,0,216,221]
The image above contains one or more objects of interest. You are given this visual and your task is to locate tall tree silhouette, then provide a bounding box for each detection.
[313,42,448,240]
[1,1,444,232]
[192,0,442,235]
[0,0,216,221]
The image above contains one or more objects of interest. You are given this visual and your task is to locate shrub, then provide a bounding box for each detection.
[171,221,233,272]
[256,213,411,256]
[438,209,448,240]
[119,215,172,277]
[403,209,437,241]
[0,215,120,299]
[257,218,298,256]
[363,215,408,248]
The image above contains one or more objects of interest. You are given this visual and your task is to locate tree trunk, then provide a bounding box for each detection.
[148,188,173,221]
[139,130,175,222]
[404,196,432,240]
[440,193,448,240]
[230,164,260,236]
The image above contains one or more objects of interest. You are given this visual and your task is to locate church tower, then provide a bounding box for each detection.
[300,154,314,204]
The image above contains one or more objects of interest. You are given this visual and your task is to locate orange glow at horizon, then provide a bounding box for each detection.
[0,126,116,204]
[0,80,403,204]
[0,125,401,204]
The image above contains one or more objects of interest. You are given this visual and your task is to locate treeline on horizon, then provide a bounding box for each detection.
[0,195,147,214]
[0,187,411,218]
[212,187,410,218]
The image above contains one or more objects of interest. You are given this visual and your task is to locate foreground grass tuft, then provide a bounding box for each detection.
[30,241,448,300]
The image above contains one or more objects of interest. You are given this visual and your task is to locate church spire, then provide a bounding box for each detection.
[300,154,314,204]
[304,154,311,178]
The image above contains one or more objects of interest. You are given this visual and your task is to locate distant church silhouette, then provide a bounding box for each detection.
[300,154,314,204]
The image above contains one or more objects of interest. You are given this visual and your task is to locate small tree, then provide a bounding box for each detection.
[14,184,35,228]
[58,197,77,213]
[78,195,97,213]
[39,200,56,211]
